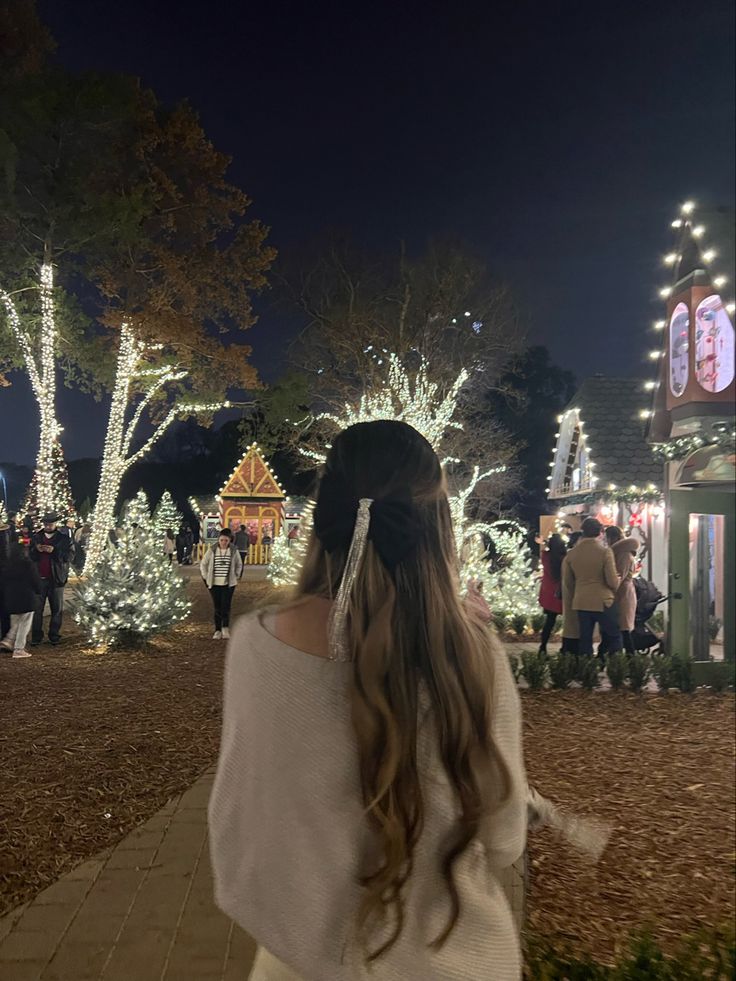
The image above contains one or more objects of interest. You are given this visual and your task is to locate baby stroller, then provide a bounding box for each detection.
[631,577,667,654]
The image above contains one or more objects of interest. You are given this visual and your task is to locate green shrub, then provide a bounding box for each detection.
[521,650,548,691]
[524,924,735,980]
[709,615,723,641]
[628,653,651,694]
[507,653,521,683]
[670,651,696,693]
[706,661,735,693]
[549,652,576,690]
[606,652,627,690]
[651,653,674,692]
[530,611,546,634]
[492,610,510,632]
[579,656,600,690]
[511,613,528,636]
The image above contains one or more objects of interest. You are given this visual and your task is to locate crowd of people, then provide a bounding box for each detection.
[537,517,640,659]
[0,512,75,657]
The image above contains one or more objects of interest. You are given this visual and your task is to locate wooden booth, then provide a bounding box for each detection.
[217,443,287,565]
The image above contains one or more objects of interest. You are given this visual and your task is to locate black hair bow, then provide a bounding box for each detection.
[314,471,422,571]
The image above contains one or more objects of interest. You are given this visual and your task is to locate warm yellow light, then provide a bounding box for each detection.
[653,320,665,330]
[702,249,717,262]
[663,253,677,265]
[680,200,695,214]
[714,276,727,288]
[659,286,672,298]
[649,350,662,360]
[692,225,705,238]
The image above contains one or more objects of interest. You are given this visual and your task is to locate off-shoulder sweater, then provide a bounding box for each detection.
[208,610,527,981]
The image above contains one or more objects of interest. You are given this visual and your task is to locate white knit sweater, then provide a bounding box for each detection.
[208,610,527,981]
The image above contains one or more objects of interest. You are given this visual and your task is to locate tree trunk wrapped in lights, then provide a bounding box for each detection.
[1,263,72,519]
[86,324,228,573]
[73,490,190,650]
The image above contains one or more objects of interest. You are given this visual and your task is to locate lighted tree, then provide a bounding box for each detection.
[153,491,182,536]
[301,353,509,586]
[483,523,539,618]
[85,332,228,572]
[74,489,190,650]
[20,439,76,521]
[266,503,314,588]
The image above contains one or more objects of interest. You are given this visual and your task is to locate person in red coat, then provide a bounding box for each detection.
[538,533,567,654]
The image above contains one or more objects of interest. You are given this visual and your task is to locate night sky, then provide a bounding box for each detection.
[2,0,734,465]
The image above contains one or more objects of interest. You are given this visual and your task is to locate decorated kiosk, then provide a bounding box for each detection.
[646,203,735,662]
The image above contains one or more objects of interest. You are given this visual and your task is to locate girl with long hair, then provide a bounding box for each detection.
[209,420,527,980]
[537,532,567,655]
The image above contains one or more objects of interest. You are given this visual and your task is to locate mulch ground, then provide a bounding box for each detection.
[1,574,734,962]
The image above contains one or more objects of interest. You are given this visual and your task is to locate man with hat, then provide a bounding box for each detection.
[30,513,71,646]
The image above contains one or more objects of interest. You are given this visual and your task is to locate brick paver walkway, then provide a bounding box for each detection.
[0,769,256,981]
[0,764,525,981]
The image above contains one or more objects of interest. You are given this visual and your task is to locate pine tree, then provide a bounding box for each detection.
[484,524,539,619]
[74,489,190,649]
[266,502,314,588]
[21,439,76,521]
[153,491,182,536]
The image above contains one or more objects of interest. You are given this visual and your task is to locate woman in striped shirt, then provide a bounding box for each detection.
[200,529,244,639]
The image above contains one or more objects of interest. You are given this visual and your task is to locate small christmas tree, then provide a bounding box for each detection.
[153,491,182,536]
[484,524,539,619]
[21,439,76,522]
[120,489,150,529]
[74,490,190,649]
[266,502,314,588]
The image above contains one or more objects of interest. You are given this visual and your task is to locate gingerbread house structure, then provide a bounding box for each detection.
[216,444,287,565]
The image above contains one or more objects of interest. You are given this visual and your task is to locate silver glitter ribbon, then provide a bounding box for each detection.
[327,498,374,661]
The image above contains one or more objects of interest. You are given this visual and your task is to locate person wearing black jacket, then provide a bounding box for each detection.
[0,544,42,658]
[29,513,71,646]
[0,516,12,638]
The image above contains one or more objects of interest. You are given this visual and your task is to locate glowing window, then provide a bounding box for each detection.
[694,294,735,393]
[669,302,689,397]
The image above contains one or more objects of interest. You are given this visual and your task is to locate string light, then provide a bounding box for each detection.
[649,350,662,360]
[74,490,191,650]
[86,324,228,572]
[653,320,665,330]
[692,225,705,238]
[702,249,717,262]
[644,380,657,391]
[671,219,683,229]
[713,275,727,288]
[680,201,695,214]
[663,253,677,265]
[659,286,672,299]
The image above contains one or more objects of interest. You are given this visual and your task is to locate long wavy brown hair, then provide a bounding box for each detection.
[295,421,512,961]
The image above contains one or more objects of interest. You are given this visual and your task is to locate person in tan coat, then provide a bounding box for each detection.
[604,527,639,654]
[562,517,622,656]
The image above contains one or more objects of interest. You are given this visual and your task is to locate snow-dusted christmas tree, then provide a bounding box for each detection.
[74,489,190,649]
[483,523,539,619]
[153,491,182,536]
[266,503,314,588]
[21,439,76,521]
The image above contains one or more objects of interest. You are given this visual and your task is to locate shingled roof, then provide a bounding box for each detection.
[566,377,662,490]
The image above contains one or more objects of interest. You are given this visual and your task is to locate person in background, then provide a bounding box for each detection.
[182,525,194,564]
[73,523,91,573]
[175,525,188,564]
[0,543,42,658]
[562,517,621,658]
[604,526,639,655]
[163,528,175,563]
[209,420,526,981]
[537,533,567,655]
[200,528,243,640]
[234,523,249,576]
[29,513,71,646]
[0,512,11,639]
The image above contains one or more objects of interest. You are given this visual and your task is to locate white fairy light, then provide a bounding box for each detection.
[639,409,652,419]
[702,249,717,262]
[692,225,705,238]
[680,201,695,214]
[649,350,662,360]
[653,320,665,330]
[86,323,227,572]
[663,253,677,265]
[659,286,672,299]
[713,276,727,288]
[671,219,683,228]
[726,302,735,315]
[644,380,657,390]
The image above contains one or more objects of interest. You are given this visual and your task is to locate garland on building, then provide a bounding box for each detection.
[74,490,190,650]
[651,428,735,461]
[20,439,76,521]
